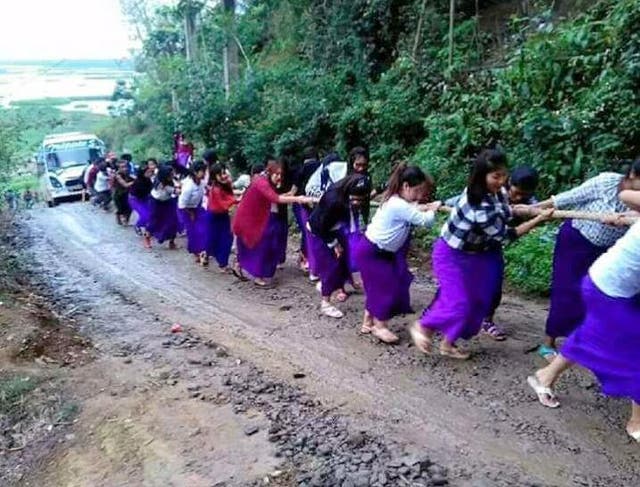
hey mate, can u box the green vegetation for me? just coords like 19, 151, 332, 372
0, 376, 39, 416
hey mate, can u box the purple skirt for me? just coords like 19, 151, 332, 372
307, 231, 350, 297
546, 221, 608, 339
562, 276, 640, 403
340, 227, 363, 274
206, 212, 233, 268
128, 194, 151, 229
147, 198, 179, 244
419, 238, 503, 343
237, 213, 281, 279
292, 204, 308, 256
176, 207, 186, 234
179, 207, 209, 254
354, 236, 413, 321
274, 212, 289, 265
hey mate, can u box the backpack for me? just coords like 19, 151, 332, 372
305, 153, 347, 197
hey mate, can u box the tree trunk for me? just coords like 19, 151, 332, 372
448, 0, 455, 69
223, 0, 239, 100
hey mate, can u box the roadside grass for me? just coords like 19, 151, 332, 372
0, 376, 39, 417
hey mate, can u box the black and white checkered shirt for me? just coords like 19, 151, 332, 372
441, 187, 517, 252
552, 172, 628, 248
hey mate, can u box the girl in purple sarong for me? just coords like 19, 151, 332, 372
231, 160, 315, 288
307, 174, 372, 319
205, 163, 238, 272
527, 189, 640, 442
413, 149, 553, 360
128, 159, 157, 236
145, 164, 179, 250
353, 163, 441, 344
531, 159, 640, 361
178, 161, 209, 266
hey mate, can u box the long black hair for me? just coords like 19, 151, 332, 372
331, 173, 372, 202
155, 164, 174, 188
467, 149, 508, 206
210, 163, 233, 194
189, 160, 207, 181
625, 157, 640, 179
383, 162, 429, 201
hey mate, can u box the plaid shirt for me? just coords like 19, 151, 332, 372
441, 188, 517, 252
552, 172, 628, 248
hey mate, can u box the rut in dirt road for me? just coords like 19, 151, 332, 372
21, 203, 640, 486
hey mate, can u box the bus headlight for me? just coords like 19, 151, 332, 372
49, 176, 64, 191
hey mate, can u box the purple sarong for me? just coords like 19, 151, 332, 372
419, 238, 502, 343
546, 221, 608, 339
147, 198, 179, 244
292, 204, 308, 257
128, 194, 151, 229
274, 215, 289, 265
206, 212, 233, 268
562, 276, 640, 403
307, 231, 350, 296
237, 213, 281, 279
178, 207, 208, 254
354, 236, 413, 321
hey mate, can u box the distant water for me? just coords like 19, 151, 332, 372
0, 59, 134, 115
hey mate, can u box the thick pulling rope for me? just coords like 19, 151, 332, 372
434, 205, 639, 226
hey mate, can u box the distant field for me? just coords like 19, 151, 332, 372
10, 96, 112, 107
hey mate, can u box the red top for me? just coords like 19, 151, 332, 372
208, 185, 237, 214
232, 176, 279, 249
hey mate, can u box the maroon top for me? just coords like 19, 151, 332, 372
232, 176, 279, 248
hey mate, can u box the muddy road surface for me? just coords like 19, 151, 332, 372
8, 202, 640, 486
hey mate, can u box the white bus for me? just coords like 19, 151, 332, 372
37, 132, 106, 206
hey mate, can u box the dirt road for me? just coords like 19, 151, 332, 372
6, 202, 640, 486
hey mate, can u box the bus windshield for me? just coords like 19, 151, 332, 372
45, 140, 104, 170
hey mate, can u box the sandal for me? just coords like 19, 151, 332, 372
439, 345, 471, 360
142, 235, 152, 249
482, 320, 506, 341
321, 302, 343, 319
409, 322, 432, 355
527, 375, 560, 408
231, 266, 248, 282
371, 326, 399, 344
335, 290, 349, 302
254, 279, 275, 289
200, 252, 209, 267
360, 324, 373, 334
626, 428, 640, 443
537, 345, 558, 363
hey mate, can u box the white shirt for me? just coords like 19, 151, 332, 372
365, 195, 435, 252
151, 184, 174, 201
94, 171, 110, 192
178, 177, 206, 209
590, 221, 640, 298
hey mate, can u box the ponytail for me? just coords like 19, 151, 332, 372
383, 162, 428, 201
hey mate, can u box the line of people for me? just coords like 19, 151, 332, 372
92, 145, 640, 441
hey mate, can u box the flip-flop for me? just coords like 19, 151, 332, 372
254, 280, 276, 289
231, 267, 248, 282
371, 327, 399, 344
527, 375, 560, 408
409, 322, 432, 355
360, 324, 373, 334
439, 346, 471, 360
537, 345, 558, 363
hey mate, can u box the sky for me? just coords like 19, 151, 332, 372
0, 0, 169, 61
